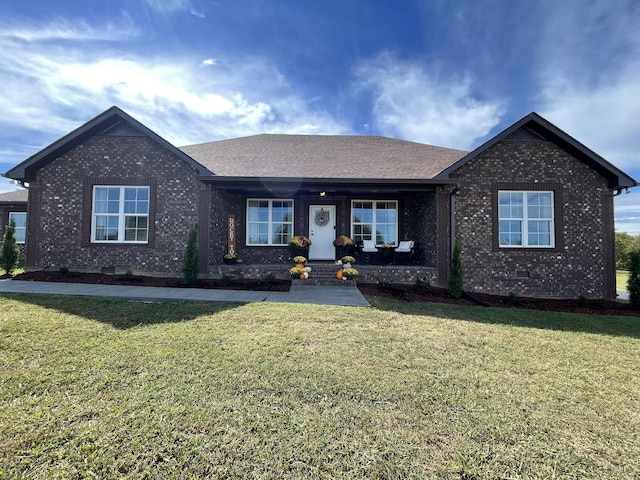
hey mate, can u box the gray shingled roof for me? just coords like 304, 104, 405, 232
0, 189, 28, 203
179, 134, 468, 179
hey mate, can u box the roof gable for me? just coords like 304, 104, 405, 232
436, 112, 637, 189
3, 106, 212, 183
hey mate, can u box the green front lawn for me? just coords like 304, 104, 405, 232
1, 294, 639, 478
618, 270, 630, 291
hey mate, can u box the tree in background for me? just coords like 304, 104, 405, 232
182, 226, 199, 285
615, 231, 640, 270
1, 220, 19, 274
448, 239, 463, 298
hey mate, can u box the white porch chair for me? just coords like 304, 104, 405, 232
361, 240, 378, 264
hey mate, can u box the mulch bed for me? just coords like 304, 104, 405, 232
7, 270, 639, 316
357, 283, 640, 317
11, 270, 291, 292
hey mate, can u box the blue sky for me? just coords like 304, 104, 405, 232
1, 0, 638, 233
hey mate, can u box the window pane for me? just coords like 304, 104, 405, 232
528, 220, 551, 246
499, 220, 522, 246
95, 215, 119, 241
248, 223, 268, 244
527, 192, 551, 205
9, 212, 26, 243
9, 212, 26, 228
376, 225, 396, 245
124, 215, 148, 242
376, 205, 397, 223
498, 192, 523, 219
272, 223, 291, 244
95, 187, 121, 214
124, 188, 150, 214
248, 200, 269, 222
352, 202, 373, 223
271, 201, 292, 222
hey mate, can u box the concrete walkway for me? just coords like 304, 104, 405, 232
617, 289, 629, 301
0, 279, 370, 307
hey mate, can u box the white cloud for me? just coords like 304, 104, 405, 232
615, 193, 640, 235
143, 0, 205, 18
202, 58, 216, 66
353, 52, 504, 149
538, 57, 640, 174
0, 16, 138, 42
534, 1, 640, 175
0, 19, 350, 155
0, 179, 20, 194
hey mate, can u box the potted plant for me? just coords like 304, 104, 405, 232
333, 235, 355, 259
293, 256, 308, 266
223, 253, 237, 265
289, 266, 307, 279
342, 267, 359, 281
288, 235, 312, 258
341, 255, 356, 268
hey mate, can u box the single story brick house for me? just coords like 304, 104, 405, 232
3, 106, 637, 298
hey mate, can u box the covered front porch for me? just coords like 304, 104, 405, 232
205, 176, 455, 289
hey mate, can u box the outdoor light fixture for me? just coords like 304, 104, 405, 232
320, 191, 326, 196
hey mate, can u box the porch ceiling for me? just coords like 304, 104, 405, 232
200, 176, 456, 195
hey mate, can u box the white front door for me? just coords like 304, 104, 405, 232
308, 205, 336, 260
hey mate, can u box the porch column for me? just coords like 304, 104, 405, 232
435, 187, 452, 288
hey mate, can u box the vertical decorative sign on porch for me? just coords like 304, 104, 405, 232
227, 214, 236, 254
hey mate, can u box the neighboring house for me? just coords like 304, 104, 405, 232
3, 106, 637, 299
0, 189, 29, 258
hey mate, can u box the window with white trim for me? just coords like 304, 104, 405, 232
246, 199, 293, 245
92, 186, 149, 243
351, 200, 398, 246
498, 191, 554, 247
8, 212, 26, 244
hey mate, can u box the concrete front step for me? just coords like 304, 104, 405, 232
294, 263, 358, 285
305, 263, 351, 281
292, 279, 357, 287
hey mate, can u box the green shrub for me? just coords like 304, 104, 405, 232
628, 250, 640, 307
59, 266, 69, 275
508, 291, 518, 305
414, 277, 430, 292
261, 273, 276, 285
221, 274, 234, 286
448, 239, 463, 298
182, 227, 199, 285
0, 220, 19, 274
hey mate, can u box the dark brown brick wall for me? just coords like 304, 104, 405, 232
402, 191, 438, 267
28, 135, 205, 275
451, 140, 614, 299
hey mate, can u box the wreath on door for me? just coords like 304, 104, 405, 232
315, 208, 330, 227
